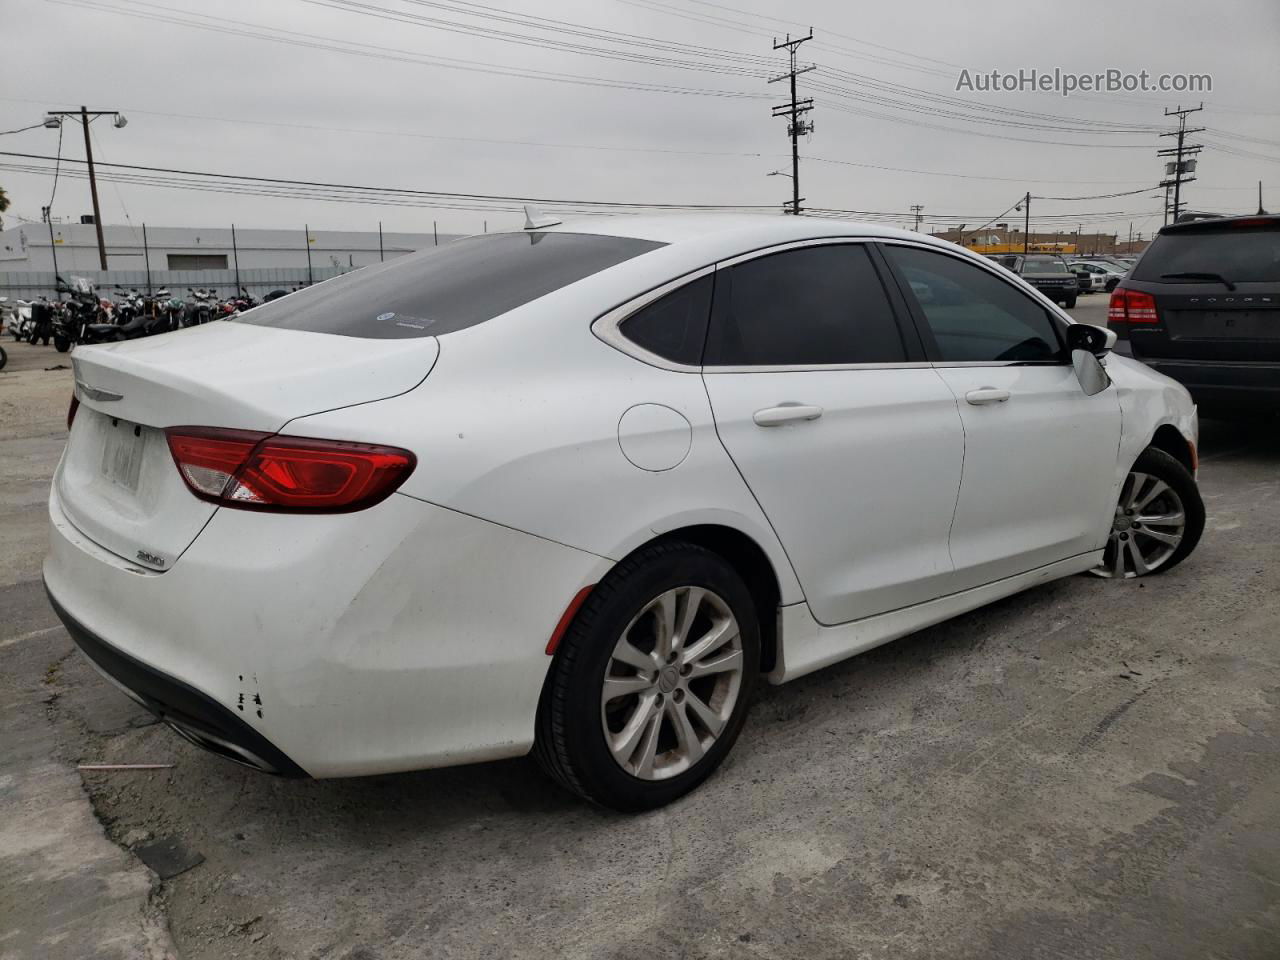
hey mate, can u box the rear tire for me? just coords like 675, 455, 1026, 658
0, 345, 7, 371
1090, 447, 1204, 578
535, 541, 760, 811
54, 336, 71, 353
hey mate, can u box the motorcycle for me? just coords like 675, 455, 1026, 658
54, 276, 116, 350
182, 288, 214, 326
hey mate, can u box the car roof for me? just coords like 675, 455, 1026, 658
1160, 213, 1280, 235
519, 212, 964, 258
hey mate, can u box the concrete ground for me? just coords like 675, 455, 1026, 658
1, 318, 1277, 960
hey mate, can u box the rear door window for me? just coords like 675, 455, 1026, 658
236, 232, 665, 339
703, 244, 908, 366
1133, 226, 1280, 283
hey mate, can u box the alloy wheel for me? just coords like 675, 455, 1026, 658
1091, 470, 1187, 578
600, 585, 744, 781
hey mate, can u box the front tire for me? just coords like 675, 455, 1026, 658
535, 541, 760, 811
1090, 447, 1204, 578
54, 335, 71, 353
1064, 295, 1078, 308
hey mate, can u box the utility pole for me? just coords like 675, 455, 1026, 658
42, 205, 60, 284
304, 224, 313, 286
1018, 192, 1031, 254
910, 204, 924, 232
45, 107, 127, 270
769, 31, 814, 215
1158, 103, 1204, 224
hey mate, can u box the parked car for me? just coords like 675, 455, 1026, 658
984, 252, 1080, 307
1075, 260, 1127, 293
46, 215, 1202, 810
1108, 214, 1280, 414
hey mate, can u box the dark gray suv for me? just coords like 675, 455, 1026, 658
986, 253, 1080, 308
1108, 214, 1280, 413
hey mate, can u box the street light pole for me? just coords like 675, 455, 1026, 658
45, 107, 126, 271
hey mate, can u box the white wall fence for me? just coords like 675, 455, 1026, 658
0, 266, 354, 301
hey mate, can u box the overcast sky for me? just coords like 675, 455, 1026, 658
2, 0, 1277, 241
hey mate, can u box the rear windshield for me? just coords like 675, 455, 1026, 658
235, 231, 665, 339
1021, 256, 1069, 273
1133, 227, 1280, 283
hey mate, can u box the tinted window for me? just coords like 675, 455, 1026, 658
236, 232, 664, 339
704, 245, 906, 366
1021, 256, 1069, 274
1132, 227, 1280, 283
619, 275, 713, 365
885, 246, 1063, 363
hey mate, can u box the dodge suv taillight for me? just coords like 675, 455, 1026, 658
165, 427, 416, 513
1108, 288, 1158, 329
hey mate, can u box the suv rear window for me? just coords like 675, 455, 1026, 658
236, 232, 664, 339
1133, 225, 1280, 283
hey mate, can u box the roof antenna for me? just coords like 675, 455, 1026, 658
523, 205, 562, 230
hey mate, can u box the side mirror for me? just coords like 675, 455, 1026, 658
1066, 324, 1115, 397
1065, 323, 1115, 358
1072, 349, 1111, 397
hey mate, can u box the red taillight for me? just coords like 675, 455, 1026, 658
67, 394, 80, 431
1108, 288, 1158, 326
165, 427, 416, 513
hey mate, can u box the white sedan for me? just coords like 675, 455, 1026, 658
45, 214, 1203, 810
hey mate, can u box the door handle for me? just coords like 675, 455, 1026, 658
753, 403, 824, 426
964, 387, 1011, 406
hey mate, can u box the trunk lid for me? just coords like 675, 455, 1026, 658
58, 322, 438, 571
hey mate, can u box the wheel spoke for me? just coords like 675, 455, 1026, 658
652, 591, 677, 660
602, 674, 653, 703
684, 690, 726, 738
1134, 526, 1181, 546
1120, 473, 1143, 510
633, 707, 663, 778
1137, 510, 1184, 527
668, 699, 704, 766
671, 587, 703, 657
1126, 537, 1149, 575
688, 647, 742, 680
681, 617, 738, 666
612, 638, 655, 673
609, 692, 659, 766
1110, 538, 1125, 578
1133, 478, 1171, 513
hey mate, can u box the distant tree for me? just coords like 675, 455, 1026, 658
0, 185, 9, 230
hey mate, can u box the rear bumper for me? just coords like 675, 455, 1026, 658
1138, 357, 1280, 410
47, 587, 306, 776
44, 486, 610, 778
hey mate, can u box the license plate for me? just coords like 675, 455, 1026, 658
101, 420, 146, 492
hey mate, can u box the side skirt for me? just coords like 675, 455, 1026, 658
769, 552, 1100, 684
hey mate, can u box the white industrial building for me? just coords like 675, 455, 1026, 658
0, 222, 458, 273
0, 221, 464, 299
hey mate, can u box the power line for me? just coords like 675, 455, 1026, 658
0, 150, 780, 212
